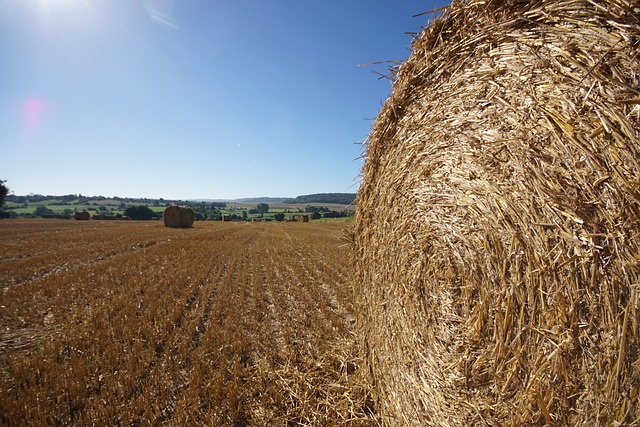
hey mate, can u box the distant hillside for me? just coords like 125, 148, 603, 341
5, 194, 189, 205
283, 193, 356, 205
233, 197, 290, 203
4, 193, 357, 206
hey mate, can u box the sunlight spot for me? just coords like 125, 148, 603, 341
38, 0, 90, 10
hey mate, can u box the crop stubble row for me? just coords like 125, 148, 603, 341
0, 220, 374, 425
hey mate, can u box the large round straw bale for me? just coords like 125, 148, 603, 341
163, 205, 194, 228
354, 1, 639, 425
74, 211, 90, 221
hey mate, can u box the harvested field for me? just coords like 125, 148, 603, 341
0, 219, 374, 426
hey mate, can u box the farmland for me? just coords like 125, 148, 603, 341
0, 220, 374, 425
2, 194, 356, 222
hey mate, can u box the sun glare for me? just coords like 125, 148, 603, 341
39, 0, 76, 6
38, 0, 91, 13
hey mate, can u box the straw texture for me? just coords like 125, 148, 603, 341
163, 205, 194, 228
354, 1, 640, 425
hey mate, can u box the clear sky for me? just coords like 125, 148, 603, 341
1, 0, 447, 200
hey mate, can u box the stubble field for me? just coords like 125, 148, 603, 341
0, 219, 375, 426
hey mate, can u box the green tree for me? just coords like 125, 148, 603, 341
310, 211, 322, 220
274, 212, 285, 221
256, 203, 269, 214
123, 205, 157, 220
34, 205, 54, 216
0, 180, 8, 208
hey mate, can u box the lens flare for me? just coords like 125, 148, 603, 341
142, 0, 178, 29
21, 97, 47, 137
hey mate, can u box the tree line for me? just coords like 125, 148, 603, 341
0, 183, 354, 221
282, 193, 356, 205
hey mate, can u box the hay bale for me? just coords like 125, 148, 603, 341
163, 205, 194, 228
299, 214, 309, 222
74, 211, 90, 221
354, 1, 640, 425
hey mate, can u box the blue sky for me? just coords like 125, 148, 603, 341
1, 0, 447, 199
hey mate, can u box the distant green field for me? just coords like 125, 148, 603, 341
3, 199, 354, 222
4, 200, 161, 216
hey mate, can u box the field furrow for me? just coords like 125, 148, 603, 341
0, 220, 376, 426
258, 256, 289, 366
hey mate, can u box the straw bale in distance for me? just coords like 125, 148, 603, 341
74, 211, 90, 221
354, 1, 640, 425
163, 205, 194, 228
